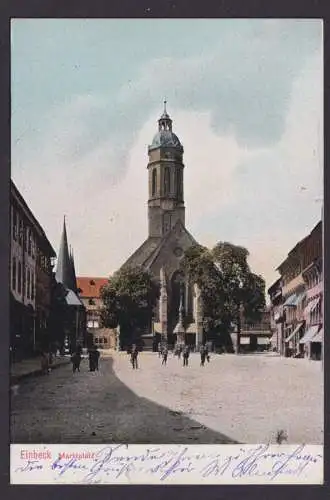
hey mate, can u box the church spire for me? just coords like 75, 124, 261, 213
158, 100, 172, 132
70, 247, 78, 293
55, 216, 73, 289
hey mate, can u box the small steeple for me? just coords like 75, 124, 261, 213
70, 248, 78, 293
55, 216, 72, 288
158, 99, 172, 132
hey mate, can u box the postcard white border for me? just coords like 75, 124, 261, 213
10, 443, 323, 485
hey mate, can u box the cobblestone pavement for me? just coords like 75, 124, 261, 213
112, 351, 323, 444
10, 355, 236, 444
11, 352, 323, 444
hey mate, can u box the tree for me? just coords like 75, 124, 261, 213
100, 266, 160, 350
180, 242, 266, 353
180, 244, 225, 336
212, 242, 266, 353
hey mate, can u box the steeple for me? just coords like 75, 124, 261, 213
55, 216, 74, 289
158, 99, 172, 131
147, 104, 185, 238
69, 247, 78, 293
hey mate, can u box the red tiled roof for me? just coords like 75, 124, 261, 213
76, 277, 109, 298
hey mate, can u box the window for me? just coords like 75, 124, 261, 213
27, 228, 32, 255
90, 279, 95, 286
152, 169, 157, 196
164, 167, 170, 195
176, 169, 182, 198
31, 272, 34, 300
12, 209, 18, 241
19, 219, 23, 246
27, 269, 30, 299
18, 261, 22, 294
12, 257, 16, 291
104, 338, 108, 344
89, 298, 96, 306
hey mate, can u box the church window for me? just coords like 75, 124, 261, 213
177, 169, 183, 198
164, 167, 171, 195
152, 169, 157, 196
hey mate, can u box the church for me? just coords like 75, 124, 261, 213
121, 103, 204, 348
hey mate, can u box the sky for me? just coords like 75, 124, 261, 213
11, 19, 323, 291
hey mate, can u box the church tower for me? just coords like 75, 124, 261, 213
147, 102, 185, 238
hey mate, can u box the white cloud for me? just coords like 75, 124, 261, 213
12, 41, 322, 292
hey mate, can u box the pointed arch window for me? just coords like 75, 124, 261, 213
176, 169, 183, 199
152, 169, 157, 196
164, 167, 171, 195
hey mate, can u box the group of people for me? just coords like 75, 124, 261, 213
157, 343, 210, 367
71, 345, 100, 373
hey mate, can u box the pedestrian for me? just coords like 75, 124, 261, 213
95, 348, 100, 371
200, 345, 206, 367
71, 351, 82, 373
131, 344, 139, 369
183, 345, 189, 367
162, 346, 168, 366
88, 347, 96, 372
205, 345, 210, 363
40, 350, 49, 375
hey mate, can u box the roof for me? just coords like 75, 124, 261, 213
65, 289, 84, 307
11, 180, 56, 257
55, 218, 73, 289
120, 220, 198, 272
76, 277, 109, 298
276, 220, 322, 271
149, 130, 183, 152
120, 237, 162, 270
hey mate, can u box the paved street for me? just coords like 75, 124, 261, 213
11, 352, 323, 444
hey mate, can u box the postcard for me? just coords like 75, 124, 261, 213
10, 18, 323, 485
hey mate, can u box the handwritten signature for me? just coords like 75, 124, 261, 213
13, 444, 322, 483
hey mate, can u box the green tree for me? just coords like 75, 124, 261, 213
100, 266, 160, 350
181, 242, 266, 353
212, 242, 266, 353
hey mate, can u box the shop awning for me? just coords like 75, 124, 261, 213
311, 327, 323, 343
285, 321, 305, 343
283, 294, 297, 307
304, 297, 320, 316
299, 325, 320, 344
292, 292, 306, 306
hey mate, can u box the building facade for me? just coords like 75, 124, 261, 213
76, 277, 116, 349
268, 221, 323, 360
267, 278, 284, 353
121, 104, 203, 349
10, 181, 56, 357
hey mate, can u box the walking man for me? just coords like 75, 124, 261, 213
200, 344, 206, 367
162, 346, 168, 366
183, 345, 189, 367
71, 351, 82, 373
131, 344, 139, 369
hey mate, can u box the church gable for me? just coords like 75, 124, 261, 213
145, 220, 199, 277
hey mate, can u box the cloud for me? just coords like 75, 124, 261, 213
11, 21, 322, 291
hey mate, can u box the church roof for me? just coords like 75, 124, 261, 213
120, 237, 162, 270
149, 130, 183, 151
120, 220, 198, 272
55, 217, 73, 289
